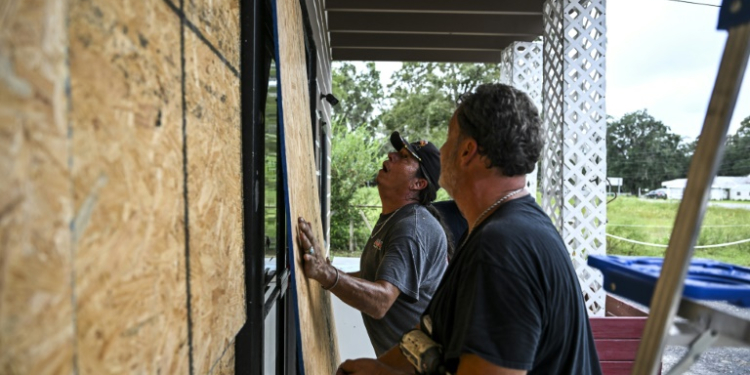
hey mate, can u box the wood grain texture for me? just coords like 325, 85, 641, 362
605, 294, 648, 317
275, 0, 341, 372
69, 0, 189, 373
211, 342, 236, 375
594, 339, 641, 361
590, 317, 647, 339
185, 28, 244, 375
0, 0, 74, 374
184, 0, 240, 68
599, 361, 634, 375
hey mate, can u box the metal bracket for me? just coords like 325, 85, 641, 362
666, 329, 719, 375
719, 0, 750, 30
663, 298, 750, 374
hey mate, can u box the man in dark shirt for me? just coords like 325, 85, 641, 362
432, 200, 467, 250
298, 132, 449, 356
336, 84, 602, 375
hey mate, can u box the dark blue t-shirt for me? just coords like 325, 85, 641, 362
433, 200, 468, 250
424, 195, 602, 374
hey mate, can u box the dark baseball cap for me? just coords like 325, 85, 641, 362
389, 131, 441, 192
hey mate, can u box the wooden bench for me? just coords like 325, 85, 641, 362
590, 294, 661, 375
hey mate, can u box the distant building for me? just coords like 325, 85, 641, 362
731, 184, 750, 201
661, 175, 750, 201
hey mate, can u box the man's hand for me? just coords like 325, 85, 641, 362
298, 218, 400, 318
336, 358, 406, 375
297, 217, 335, 286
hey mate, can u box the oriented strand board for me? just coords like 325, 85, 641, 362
69, 0, 189, 374
211, 342, 236, 375
184, 0, 240, 68
0, 1, 74, 374
185, 28, 244, 375
274, 0, 341, 373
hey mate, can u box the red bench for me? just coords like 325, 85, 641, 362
590, 294, 661, 375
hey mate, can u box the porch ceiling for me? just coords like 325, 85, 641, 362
325, 0, 546, 63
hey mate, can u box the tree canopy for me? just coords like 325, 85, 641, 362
326, 61, 750, 249
331, 62, 383, 137
606, 110, 691, 193
381, 62, 502, 144
718, 115, 750, 176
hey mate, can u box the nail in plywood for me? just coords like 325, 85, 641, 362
275, 0, 341, 373
0, 0, 74, 374
184, 0, 240, 68
185, 28, 245, 375
69, 0, 189, 373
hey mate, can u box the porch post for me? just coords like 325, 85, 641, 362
542, 0, 607, 316
500, 41, 543, 197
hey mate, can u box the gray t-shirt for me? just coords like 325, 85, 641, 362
359, 203, 448, 355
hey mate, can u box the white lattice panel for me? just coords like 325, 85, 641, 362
542, 0, 607, 316
500, 42, 543, 196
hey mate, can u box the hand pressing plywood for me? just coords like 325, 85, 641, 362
273, 0, 340, 373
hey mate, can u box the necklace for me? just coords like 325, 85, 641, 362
471, 188, 524, 230
370, 205, 406, 239
458, 188, 524, 250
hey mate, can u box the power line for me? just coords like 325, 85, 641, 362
666, 0, 721, 7
606, 233, 750, 248
608, 223, 750, 228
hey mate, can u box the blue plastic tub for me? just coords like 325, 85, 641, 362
588, 255, 750, 307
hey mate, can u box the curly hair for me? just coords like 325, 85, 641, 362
455, 83, 544, 176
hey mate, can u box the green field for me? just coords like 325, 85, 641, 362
334, 191, 750, 267
607, 197, 750, 266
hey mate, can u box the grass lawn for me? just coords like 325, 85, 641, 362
607, 196, 750, 266
333, 192, 750, 267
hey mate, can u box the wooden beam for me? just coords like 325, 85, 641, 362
332, 48, 505, 63
325, 0, 545, 15
327, 12, 543, 36
331, 32, 536, 51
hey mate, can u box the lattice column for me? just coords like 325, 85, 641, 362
542, 0, 607, 316
500, 42, 543, 196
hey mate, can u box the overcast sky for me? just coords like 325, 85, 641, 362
362, 0, 749, 141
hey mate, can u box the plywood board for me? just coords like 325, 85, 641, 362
185, 28, 245, 375
211, 342, 236, 375
184, 0, 240, 68
274, 0, 341, 372
69, 0, 189, 373
0, 1, 74, 374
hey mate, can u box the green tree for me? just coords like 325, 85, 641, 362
718, 115, 750, 176
381, 62, 503, 144
607, 110, 690, 193
331, 62, 383, 136
329, 119, 383, 251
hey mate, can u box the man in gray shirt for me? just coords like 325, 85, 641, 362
298, 131, 449, 355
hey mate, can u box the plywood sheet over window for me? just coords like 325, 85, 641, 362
69, 0, 189, 373
0, 1, 74, 374
185, 27, 244, 375
274, 0, 341, 372
184, 0, 240, 68
212, 342, 236, 375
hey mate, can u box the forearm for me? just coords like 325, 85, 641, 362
318, 266, 396, 319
